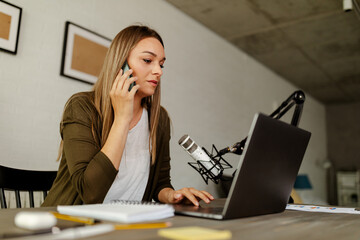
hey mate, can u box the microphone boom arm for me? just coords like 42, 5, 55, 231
182, 90, 306, 184
269, 90, 305, 127
219, 90, 306, 156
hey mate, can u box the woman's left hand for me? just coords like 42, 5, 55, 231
159, 187, 214, 207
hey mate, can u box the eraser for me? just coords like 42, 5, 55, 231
14, 211, 57, 230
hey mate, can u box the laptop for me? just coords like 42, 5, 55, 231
174, 113, 311, 220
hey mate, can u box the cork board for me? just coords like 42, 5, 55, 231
60, 21, 111, 84
0, 11, 11, 40
71, 34, 108, 77
0, 1, 22, 54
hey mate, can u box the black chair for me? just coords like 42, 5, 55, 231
0, 165, 57, 208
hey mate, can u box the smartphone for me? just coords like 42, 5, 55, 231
122, 61, 136, 91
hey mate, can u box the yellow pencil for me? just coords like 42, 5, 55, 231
51, 212, 170, 230
114, 222, 171, 230
50, 211, 96, 225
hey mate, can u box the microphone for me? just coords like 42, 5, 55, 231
178, 135, 232, 184
178, 135, 221, 178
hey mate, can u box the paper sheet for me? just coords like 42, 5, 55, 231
286, 204, 360, 214
158, 226, 231, 240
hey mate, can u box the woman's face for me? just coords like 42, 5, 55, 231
127, 37, 166, 98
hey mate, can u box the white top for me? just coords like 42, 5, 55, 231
103, 108, 150, 203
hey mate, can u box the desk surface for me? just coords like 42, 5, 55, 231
1, 206, 360, 240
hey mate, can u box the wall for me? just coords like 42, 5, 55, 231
0, 0, 327, 207
326, 102, 360, 204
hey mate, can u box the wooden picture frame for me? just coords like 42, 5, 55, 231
0, 0, 22, 54
60, 21, 111, 84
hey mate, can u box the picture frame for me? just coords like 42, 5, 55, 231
60, 21, 111, 84
0, 0, 22, 54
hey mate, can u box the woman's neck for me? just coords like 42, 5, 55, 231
130, 95, 143, 130
133, 94, 143, 114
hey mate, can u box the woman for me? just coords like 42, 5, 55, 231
42, 25, 213, 207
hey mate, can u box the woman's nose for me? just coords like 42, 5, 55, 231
152, 64, 163, 76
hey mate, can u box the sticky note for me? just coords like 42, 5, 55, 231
158, 226, 232, 240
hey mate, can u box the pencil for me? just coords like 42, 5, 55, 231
50, 211, 96, 225
114, 222, 171, 230
51, 212, 170, 229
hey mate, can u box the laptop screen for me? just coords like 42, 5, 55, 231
223, 113, 311, 219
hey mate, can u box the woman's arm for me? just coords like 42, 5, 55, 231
153, 108, 214, 206
62, 96, 118, 204
101, 69, 140, 170
63, 68, 139, 204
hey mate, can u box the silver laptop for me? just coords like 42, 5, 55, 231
174, 113, 311, 220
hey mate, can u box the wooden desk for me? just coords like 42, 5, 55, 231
1, 206, 360, 240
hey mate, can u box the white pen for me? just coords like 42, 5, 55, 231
52, 224, 114, 239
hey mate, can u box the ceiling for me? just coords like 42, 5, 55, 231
165, 0, 360, 105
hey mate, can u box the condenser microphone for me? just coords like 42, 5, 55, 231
178, 135, 222, 178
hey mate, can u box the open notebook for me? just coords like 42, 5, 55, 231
57, 200, 174, 223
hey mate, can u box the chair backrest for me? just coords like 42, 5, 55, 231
0, 165, 57, 208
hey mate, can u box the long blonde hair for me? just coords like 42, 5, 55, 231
59, 25, 164, 164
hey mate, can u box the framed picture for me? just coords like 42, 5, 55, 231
60, 21, 111, 84
0, 0, 22, 54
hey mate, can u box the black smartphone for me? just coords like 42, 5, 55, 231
122, 61, 136, 91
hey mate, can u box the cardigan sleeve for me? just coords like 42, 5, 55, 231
61, 95, 118, 204
152, 107, 174, 201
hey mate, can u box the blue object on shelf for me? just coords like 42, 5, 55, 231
294, 174, 312, 189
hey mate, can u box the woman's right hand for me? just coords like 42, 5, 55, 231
109, 68, 139, 123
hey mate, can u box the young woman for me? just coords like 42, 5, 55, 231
42, 25, 214, 207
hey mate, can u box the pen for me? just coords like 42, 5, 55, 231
0, 224, 114, 239
53, 224, 114, 239
114, 222, 171, 230
0, 228, 54, 239
51, 211, 96, 225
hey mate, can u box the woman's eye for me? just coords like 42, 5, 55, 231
143, 58, 164, 68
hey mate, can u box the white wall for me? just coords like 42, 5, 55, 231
0, 0, 327, 205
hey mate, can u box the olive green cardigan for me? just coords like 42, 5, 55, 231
42, 92, 173, 206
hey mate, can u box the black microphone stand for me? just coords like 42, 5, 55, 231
187, 90, 306, 185
269, 90, 305, 127
218, 90, 306, 157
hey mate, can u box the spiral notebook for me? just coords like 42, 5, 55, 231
57, 200, 174, 223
